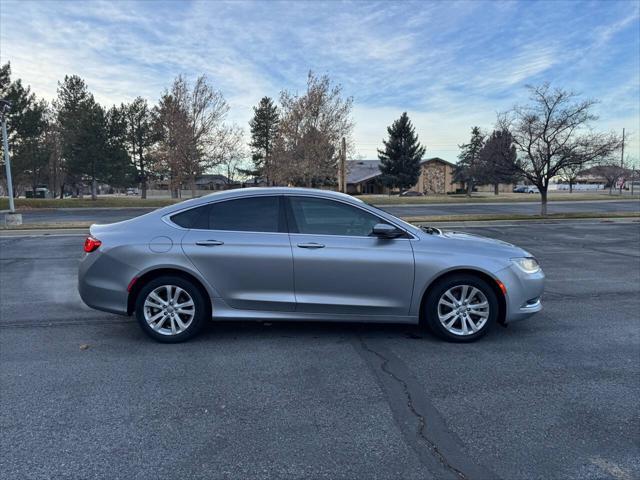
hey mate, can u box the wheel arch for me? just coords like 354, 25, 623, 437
418, 268, 507, 326
127, 267, 212, 315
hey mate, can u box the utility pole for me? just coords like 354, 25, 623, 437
619, 128, 625, 195
337, 137, 346, 193
1, 99, 21, 225
340, 137, 347, 193
337, 144, 343, 193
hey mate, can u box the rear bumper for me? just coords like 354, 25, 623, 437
495, 264, 545, 323
78, 278, 129, 315
78, 250, 134, 316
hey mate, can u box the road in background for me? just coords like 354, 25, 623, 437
1, 222, 639, 479
382, 199, 640, 217
2, 199, 638, 225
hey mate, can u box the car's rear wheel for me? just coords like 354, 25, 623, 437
424, 274, 498, 342
135, 275, 208, 342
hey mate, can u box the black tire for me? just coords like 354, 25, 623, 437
135, 275, 209, 343
423, 274, 499, 342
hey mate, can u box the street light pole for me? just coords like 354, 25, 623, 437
1, 99, 21, 225
1, 108, 16, 213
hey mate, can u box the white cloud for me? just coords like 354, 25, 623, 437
1, 0, 638, 164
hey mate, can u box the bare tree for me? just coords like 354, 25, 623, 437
153, 75, 229, 197
211, 124, 247, 185
499, 84, 621, 215
590, 158, 628, 195
272, 72, 353, 187
559, 160, 589, 193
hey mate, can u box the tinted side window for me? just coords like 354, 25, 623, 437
288, 197, 383, 237
208, 196, 280, 232
170, 205, 209, 229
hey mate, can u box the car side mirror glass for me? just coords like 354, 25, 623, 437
372, 223, 403, 239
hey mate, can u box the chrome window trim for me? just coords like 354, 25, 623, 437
162, 194, 285, 235
162, 192, 417, 239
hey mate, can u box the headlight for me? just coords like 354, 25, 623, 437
511, 257, 540, 274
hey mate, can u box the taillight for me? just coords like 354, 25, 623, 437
84, 236, 102, 253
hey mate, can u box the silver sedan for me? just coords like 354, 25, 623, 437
78, 188, 544, 342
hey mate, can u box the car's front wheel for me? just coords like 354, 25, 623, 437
424, 274, 499, 342
135, 275, 208, 342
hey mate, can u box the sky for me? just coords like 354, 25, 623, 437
1, 0, 639, 164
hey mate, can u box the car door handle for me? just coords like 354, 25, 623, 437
195, 240, 224, 246
297, 242, 325, 249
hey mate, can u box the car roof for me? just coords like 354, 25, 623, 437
157, 187, 365, 215
205, 187, 361, 201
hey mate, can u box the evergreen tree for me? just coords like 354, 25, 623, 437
378, 112, 425, 191
105, 105, 137, 188
124, 97, 155, 198
56, 76, 128, 198
0, 63, 49, 195
454, 126, 485, 196
55, 75, 95, 197
248, 96, 279, 183
476, 129, 518, 195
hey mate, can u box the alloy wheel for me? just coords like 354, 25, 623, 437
437, 284, 490, 336
143, 285, 196, 336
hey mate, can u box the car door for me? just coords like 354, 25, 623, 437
285, 195, 415, 316
179, 195, 295, 312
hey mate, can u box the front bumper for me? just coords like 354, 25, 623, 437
495, 264, 545, 323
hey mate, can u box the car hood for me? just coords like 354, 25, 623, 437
424, 229, 532, 258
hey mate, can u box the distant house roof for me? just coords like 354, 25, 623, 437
195, 174, 230, 185
347, 157, 455, 184
347, 160, 382, 184
425, 157, 456, 168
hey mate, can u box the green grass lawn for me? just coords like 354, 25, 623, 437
0, 197, 179, 210
1, 191, 638, 210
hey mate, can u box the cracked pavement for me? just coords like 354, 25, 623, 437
1, 221, 639, 479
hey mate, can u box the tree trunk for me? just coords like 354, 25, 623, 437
466, 180, 473, 197
59, 183, 65, 199
494, 183, 499, 195
139, 155, 147, 199
141, 177, 147, 199
569, 181, 573, 193
191, 174, 196, 198
540, 188, 548, 216
91, 177, 97, 200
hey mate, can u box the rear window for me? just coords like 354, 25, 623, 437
208, 196, 280, 232
169, 196, 281, 232
170, 205, 209, 228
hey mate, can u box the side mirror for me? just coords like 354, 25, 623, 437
372, 223, 403, 239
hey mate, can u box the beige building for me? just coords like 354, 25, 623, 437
410, 157, 463, 194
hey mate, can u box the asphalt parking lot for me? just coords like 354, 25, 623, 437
1, 221, 639, 479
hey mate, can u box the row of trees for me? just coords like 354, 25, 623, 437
1, 65, 354, 198
371, 84, 623, 215
1, 63, 243, 199
1, 63, 626, 215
